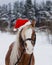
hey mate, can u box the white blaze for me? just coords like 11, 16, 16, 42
25, 28, 34, 54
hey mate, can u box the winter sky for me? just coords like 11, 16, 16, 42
0, 0, 52, 5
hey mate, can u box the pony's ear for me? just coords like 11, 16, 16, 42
31, 19, 36, 27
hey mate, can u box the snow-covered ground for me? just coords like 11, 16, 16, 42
34, 32, 52, 65
0, 31, 52, 65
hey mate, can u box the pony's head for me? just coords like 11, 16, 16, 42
19, 20, 36, 55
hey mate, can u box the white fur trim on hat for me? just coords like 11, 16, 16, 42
19, 21, 31, 31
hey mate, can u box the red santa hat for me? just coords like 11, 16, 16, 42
14, 18, 31, 31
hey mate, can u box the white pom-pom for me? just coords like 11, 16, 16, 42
13, 28, 17, 31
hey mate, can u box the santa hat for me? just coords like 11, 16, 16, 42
13, 18, 31, 31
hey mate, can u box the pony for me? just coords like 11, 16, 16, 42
5, 19, 36, 65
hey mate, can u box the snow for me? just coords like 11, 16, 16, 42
0, 18, 8, 21
34, 32, 52, 65
0, 31, 52, 65
39, 11, 50, 17
0, 32, 16, 65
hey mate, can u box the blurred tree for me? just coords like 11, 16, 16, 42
2, 4, 8, 14
0, 6, 2, 19
13, 1, 20, 19
24, 0, 35, 19
46, 0, 52, 11
19, 1, 25, 18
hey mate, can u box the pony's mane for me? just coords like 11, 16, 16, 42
10, 31, 20, 65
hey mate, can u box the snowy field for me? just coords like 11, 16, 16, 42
0, 31, 52, 65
